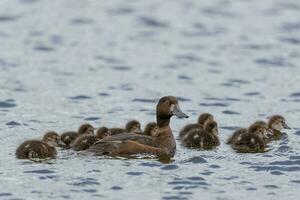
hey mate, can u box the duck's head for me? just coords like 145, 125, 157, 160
144, 122, 158, 136
78, 123, 95, 135
268, 115, 290, 131
204, 121, 218, 136
96, 127, 110, 139
43, 131, 61, 147
125, 120, 141, 133
248, 123, 268, 139
198, 113, 214, 125
156, 96, 189, 119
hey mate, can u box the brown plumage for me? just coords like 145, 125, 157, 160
179, 113, 214, 139
181, 121, 220, 149
267, 115, 290, 141
226, 128, 247, 144
16, 131, 60, 160
87, 96, 188, 157
143, 122, 158, 136
72, 127, 110, 151
61, 123, 94, 148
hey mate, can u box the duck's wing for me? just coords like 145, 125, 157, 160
94, 133, 157, 147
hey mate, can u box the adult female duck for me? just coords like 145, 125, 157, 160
87, 96, 188, 157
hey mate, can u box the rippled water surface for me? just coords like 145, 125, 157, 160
1, 0, 300, 199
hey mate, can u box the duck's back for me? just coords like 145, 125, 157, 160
87, 133, 157, 155
16, 140, 56, 159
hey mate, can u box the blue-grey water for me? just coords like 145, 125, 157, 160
1, 0, 300, 199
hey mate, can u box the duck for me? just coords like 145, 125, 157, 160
60, 123, 94, 148
179, 113, 214, 139
231, 128, 267, 153
109, 120, 142, 135
267, 115, 290, 141
143, 122, 158, 136
125, 120, 142, 134
181, 120, 220, 149
16, 131, 61, 160
230, 123, 269, 152
87, 96, 188, 157
226, 120, 268, 144
72, 127, 111, 151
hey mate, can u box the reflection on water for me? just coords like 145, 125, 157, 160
0, 0, 300, 199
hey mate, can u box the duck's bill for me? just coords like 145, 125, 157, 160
173, 105, 189, 118
283, 123, 291, 129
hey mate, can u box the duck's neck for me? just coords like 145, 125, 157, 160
156, 115, 171, 128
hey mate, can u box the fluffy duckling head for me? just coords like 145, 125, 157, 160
96, 127, 110, 139
204, 120, 218, 135
78, 123, 94, 135
248, 123, 268, 139
125, 120, 141, 133
144, 122, 158, 136
198, 113, 214, 125
268, 115, 290, 131
43, 131, 61, 147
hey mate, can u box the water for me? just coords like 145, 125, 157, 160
0, 0, 300, 199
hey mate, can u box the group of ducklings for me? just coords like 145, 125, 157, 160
16, 112, 290, 160
16, 120, 158, 160
180, 113, 290, 152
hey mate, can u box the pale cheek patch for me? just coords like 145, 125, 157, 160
193, 135, 199, 139
251, 138, 255, 144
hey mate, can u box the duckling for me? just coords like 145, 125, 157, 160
181, 120, 220, 149
226, 121, 268, 144
179, 113, 214, 139
16, 131, 61, 160
96, 127, 111, 140
143, 122, 158, 136
110, 120, 142, 135
87, 96, 188, 157
226, 128, 247, 144
232, 126, 267, 152
267, 115, 290, 140
72, 127, 111, 151
60, 123, 94, 148
125, 120, 142, 134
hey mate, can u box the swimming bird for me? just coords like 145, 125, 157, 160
143, 122, 158, 136
60, 123, 94, 148
72, 127, 111, 151
267, 115, 290, 141
109, 120, 142, 135
179, 113, 214, 139
181, 120, 220, 149
16, 131, 61, 160
87, 96, 188, 157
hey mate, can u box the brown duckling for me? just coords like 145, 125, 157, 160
179, 113, 214, 139
181, 121, 220, 149
87, 96, 189, 157
96, 127, 111, 139
60, 123, 94, 148
125, 120, 142, 134
232, 125, 267, 152
267, 115, 290, 140
226, 128, 247, 144
72, 127, 111, 151
227, 121, 268, 145
110, 120, 142, 135
16, 131, 61, 160
143, 122, 158, 136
